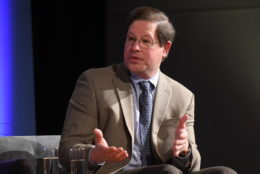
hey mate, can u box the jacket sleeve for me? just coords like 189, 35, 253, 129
59, 70, 100, 170
170, 94, 201, 173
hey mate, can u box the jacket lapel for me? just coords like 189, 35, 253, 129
151, 73, 172, 153
112, 63, 135, 142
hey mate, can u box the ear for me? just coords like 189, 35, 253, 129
162, 41, 172, 58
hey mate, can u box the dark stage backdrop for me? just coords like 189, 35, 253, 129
32, 0, 260, 173
31, 1, 106, 135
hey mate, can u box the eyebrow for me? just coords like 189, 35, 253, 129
127, 32, 153, 38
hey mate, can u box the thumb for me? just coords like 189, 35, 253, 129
177, 114, 189, 129
93, 128, 104, 144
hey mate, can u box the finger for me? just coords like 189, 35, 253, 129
117, 150, 129, 161
178, 129, 188, 139
177, 114, 189, 129
173, 143, 188, 157
112, 150, 129, 162
117, 147, 124, 151
93, 128, 104, 145
107, 147, 125, 156
114, 147, 124, 153
173, 142, 185, 150
104, 149, 124, 162
174, 139, 187, 146
173, 145, 181, 157
106, 146, 117, 153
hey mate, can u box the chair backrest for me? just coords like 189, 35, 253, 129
0, 135, 61, 173
0, 135, 60, 160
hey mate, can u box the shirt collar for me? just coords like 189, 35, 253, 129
130, 71, 160, 89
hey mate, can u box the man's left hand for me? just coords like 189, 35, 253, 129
172, 114, 189, 157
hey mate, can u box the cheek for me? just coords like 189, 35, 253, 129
146, 52, 163, 64
123, 46, 129, 57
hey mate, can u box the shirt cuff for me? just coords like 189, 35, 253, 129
176, 148, 192, 167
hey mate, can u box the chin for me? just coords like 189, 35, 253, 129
126, 63, 141, 72
129, 68, 148, 78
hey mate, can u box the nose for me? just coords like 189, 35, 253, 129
130, 40, 141, 50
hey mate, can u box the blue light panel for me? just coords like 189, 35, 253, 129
0, 0, 13, 135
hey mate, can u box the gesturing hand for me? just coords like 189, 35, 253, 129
90, 128, 129, 163
172, 115, 189, 157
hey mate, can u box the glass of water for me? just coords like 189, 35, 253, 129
70, 147, 87, 174
42, 147, 59, 174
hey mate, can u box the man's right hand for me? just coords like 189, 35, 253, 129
90, 128, 129, 163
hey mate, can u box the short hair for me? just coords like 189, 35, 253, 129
124, 6, 176, 46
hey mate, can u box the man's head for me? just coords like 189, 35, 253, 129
124, 6, 175, 79
124, 6, 175, 47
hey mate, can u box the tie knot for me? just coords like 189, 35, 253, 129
138, 81, 152, 93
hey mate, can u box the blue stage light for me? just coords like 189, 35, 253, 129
0, 0, 13, 136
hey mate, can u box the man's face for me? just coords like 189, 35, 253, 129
124, 20, 171, 79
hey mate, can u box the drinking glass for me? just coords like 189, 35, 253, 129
70, 147, 87, 174
42, 147, 59, 174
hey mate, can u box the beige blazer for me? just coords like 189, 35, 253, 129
59, 63, 201, 174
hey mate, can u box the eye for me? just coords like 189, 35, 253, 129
141, 38, 152, 44
127, 36, 136, 42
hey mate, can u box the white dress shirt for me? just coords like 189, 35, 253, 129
123, 71, 160, 170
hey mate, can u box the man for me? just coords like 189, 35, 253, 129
59, 6, 237, 174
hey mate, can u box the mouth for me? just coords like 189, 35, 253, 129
127, 56, 142, 63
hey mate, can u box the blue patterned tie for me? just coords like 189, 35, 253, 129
138, 81, 153, 166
